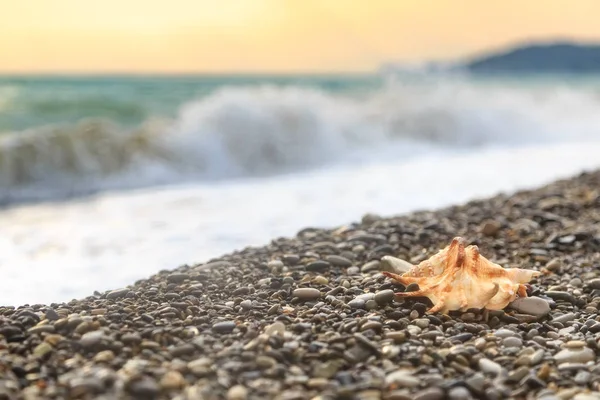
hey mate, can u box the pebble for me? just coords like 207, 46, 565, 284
545, 258, 562, 272
502, 337, 523, 348
306, 260, 330, 272
45, 309, 59, 321
380, 256, 413, 274
385, 370, 420, 388
494, 328, 517, 338
106, 288, 129, 299
227, 385, 249, 400
93, 350, 115, 363
509, 296, 551, 317
465, 372, 485, 395
313, 275, 329, 285
28, 325, 55, 335
414, 387, 445, 400
448, 386, 473, 400
553, 347, 595, 364
374, 289, 395, 305
33, 342, 53, 357
479, 358, 503, 376
325, 255, 353, 267
167, 273, 189, 283
212, 321, 236, 333
160, 371, 186, 390
545, 291, 576, 303
348, 299, 366, 309
79, 331, 104, 350
588, 279, 600, 290
361, 321, 382, 332
361, 260, 381, 273
553, 312, 576, 324
292, 288, 321, 300
481, 220, 501, 236
128, 377, 159, 398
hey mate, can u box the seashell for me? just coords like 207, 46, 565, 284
382, 237, 541, 314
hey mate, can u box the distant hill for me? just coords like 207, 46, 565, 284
464, 42, 600, 73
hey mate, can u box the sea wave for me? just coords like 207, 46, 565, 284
2, 80, 600, 203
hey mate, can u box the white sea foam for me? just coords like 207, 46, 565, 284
2, 78, 600, 203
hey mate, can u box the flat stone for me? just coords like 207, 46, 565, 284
227, 385, 248, 400
325, 255, 352, 267
293, 288, 321, 300
385, 370, 420, 388
374, 289, 395, 305
553, 347, 595, 364
545, 291, 576, 303
106, 288, 129, 299
502, 337, 523, 348
80, 331, 104, 350
478, 358, 503, 376
348, 299, 366, 309
212, 321, 236, 334
553, 312, 576, 324
509, 297, 551, 317
380, 256, 413, 274
493, 328, 517, 338
361, 260, 381, 273
414, 387, 445, 400
167, 273, 189, 283
28, 325, 55, 335
306, 260, 330, 272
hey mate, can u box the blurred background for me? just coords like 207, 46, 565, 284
2, 0, 600, 305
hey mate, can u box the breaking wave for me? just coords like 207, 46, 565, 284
2, 79, 600, 203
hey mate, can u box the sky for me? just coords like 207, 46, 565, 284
2, 0, 600, 74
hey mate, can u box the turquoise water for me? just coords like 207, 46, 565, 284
0, 74, 380, 132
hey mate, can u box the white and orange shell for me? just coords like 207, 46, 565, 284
382, 237, 540, 314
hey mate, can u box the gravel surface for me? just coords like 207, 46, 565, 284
2, 170, 600, 399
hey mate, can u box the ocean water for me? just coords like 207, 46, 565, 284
1, 72, 600, 306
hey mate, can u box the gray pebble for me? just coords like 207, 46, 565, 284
479, 358, 503, 376
80, 331, 104, 350
347, 266, 360, 275
385, 370, 420, 388
493, 328, 517, 338
448, 386, 473, 400
380, 256, 413, 274
553, 312, 576, 324
365, 299, 379, 310
361, 260, 380, 273
348, 299, 365, 309
553, 347, 595, 364
293, 288, 321, 300
325, 255, 352, 267
374, 289, 395, 305
128, 377, 159, 398
239, 300, 252, 310
502, 337, 523, 348
509, 296, 551, 317
106, 288, 129, 299
167, 273, 189, 283
212, 321, 236, 333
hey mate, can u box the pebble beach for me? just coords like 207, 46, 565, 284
2, 169, 600, 400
